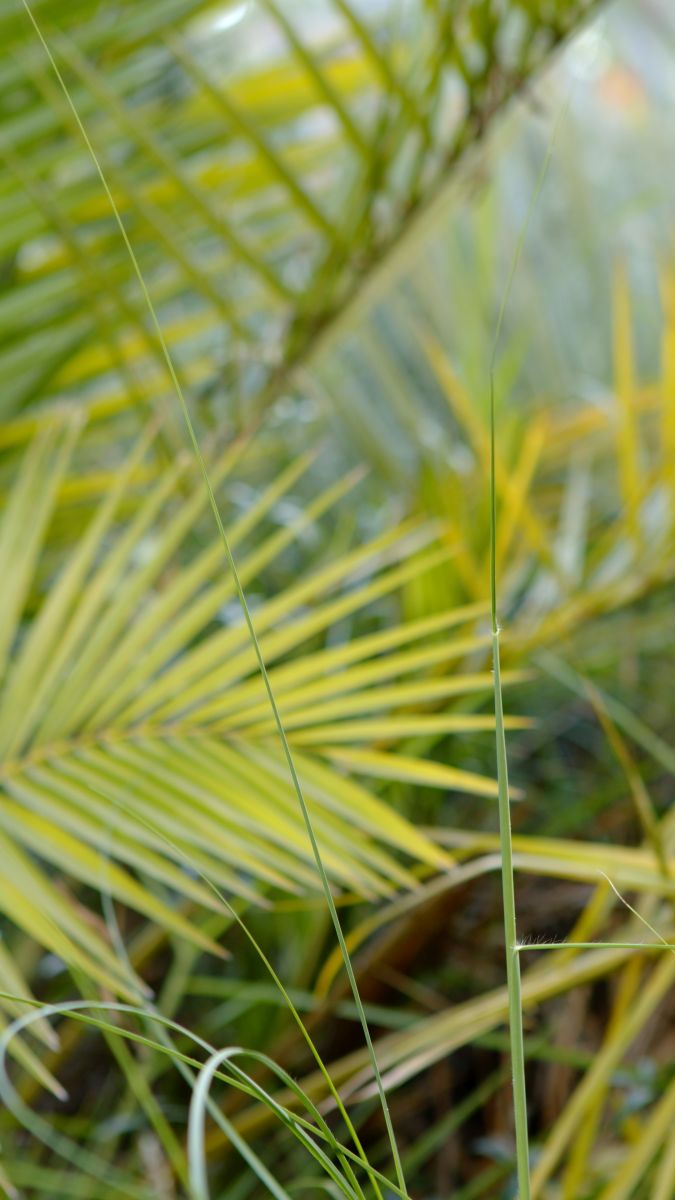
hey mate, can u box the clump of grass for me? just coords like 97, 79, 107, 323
0, 994, 390, 1200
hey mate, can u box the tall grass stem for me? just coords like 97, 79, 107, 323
19, 3, 406, 1192
487, 107, 564, 1197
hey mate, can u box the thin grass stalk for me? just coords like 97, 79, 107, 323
487, 110, 563, 1199
100, 812, 376, 1200
19, 4, 406, 1192
489, 529, 530, 1199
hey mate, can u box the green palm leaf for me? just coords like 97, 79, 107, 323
0, 417, 516, 1019
0, 0, 597, 441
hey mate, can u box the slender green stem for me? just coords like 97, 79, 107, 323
491, 619, 531, 1199
488, 265, 530, 1200
20, 3, 405, 1193
487, 105, 564, 1200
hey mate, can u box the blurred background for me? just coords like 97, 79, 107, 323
0, 0, 673, 1197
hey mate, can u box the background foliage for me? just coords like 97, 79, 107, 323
0, 0, 673, 1197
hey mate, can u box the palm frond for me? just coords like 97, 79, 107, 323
0, 418, 516, 1024
319, 272, 675, 639
0, 0, 597, 442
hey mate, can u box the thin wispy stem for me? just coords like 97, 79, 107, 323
19, 2, 406, 1193
488, 108, 565, 1199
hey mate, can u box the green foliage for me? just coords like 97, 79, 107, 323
0, 1, 673, 1199
0, 0, 596, 441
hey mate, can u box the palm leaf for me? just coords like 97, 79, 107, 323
330, 287, 675, 640
0, 417, 518, 1016
0, 0, 597, 441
